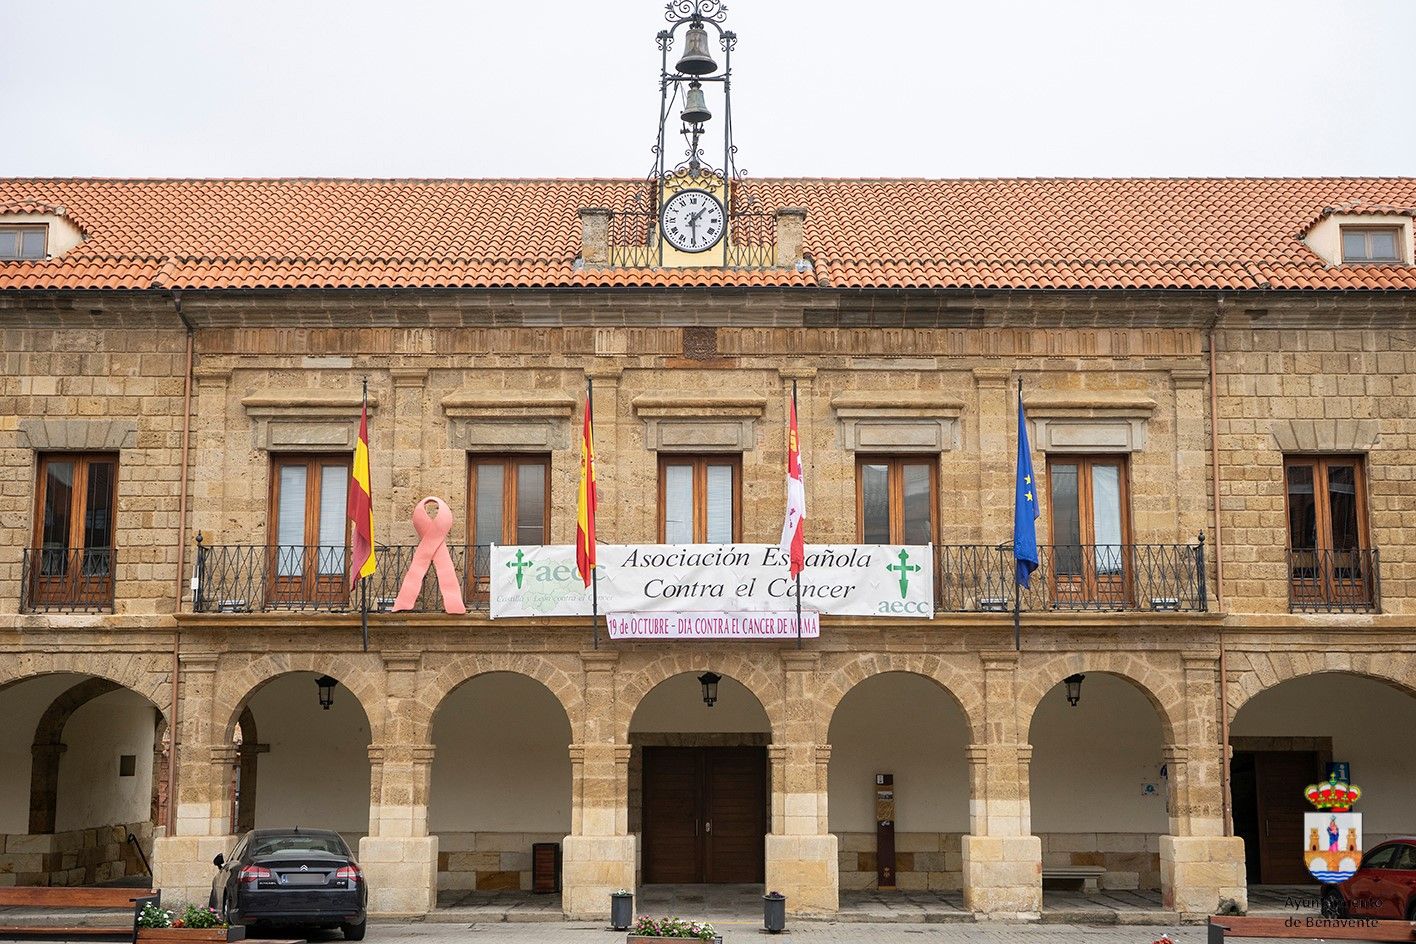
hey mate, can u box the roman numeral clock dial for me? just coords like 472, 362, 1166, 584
660, 189, 726, 253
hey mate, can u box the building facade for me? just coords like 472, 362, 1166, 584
1, 177, 1414, 921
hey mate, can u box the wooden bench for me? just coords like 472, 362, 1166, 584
0, 887, 158, 942
1209, 915, 1416, 944
1042, 865, 1106, 893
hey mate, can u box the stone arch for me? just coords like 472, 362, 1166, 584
615, 653, 786, 743
818, 654, 984, 745
416, 653, 584, 742
0, 656, 170, 719
1018, 652, 1182, 746
213, 653, 386, 744
1226, 651, 1416, 723
28, 678, 122, 833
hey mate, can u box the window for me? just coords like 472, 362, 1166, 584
659, 455, 740, 543
268, 454, 350, 604
468, 455, 549, 598
28, 453, 118, 607
1046, 455, 1130, 603
855, 456, 937, 545
1285, 456, 1372, 609
0, 225, 47, 261
1359, 845, 1397, 871
1340, 226, 1402, 263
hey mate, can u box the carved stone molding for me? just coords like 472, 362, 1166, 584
242, 391, 380, 452
1026, 390, 1156, 453
830, 391, 963, 452
18, 418, 137, 451
1270, 419, 1380, 454
632, 394, 766, 452
441, 389, 576, 451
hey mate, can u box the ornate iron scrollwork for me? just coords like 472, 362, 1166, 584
664, 0, 728, 25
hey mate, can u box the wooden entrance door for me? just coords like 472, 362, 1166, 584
1232, 749, 1324, 884
642, 747, 766, 884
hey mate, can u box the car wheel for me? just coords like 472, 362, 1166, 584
1320, 888, 1348, 918
341, 921, 367, 941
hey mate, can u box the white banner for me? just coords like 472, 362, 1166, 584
491, 544, 933, 619
607, 611, 820, 639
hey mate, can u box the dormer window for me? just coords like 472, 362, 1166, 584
0, 224, 47, 260
1340, 225, 1402, 264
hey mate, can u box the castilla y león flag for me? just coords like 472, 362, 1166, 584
347, 398, 376, 589
778, 396, 806, 576
575, 392, 597, 587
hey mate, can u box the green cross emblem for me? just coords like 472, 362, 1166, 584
886, 549, 920, 599
505, 549, 534, 589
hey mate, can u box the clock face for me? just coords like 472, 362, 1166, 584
660, 189, 726, 253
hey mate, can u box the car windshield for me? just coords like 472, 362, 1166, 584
250, 834, 346, 858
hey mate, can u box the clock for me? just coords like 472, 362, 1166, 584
660, 189, 726, 253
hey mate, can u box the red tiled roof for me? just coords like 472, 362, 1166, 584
1, 177, 1414, 292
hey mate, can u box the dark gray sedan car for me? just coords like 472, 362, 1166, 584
211, 828, 367, 939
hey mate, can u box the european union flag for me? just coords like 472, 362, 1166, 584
1013, 383, 1039, 588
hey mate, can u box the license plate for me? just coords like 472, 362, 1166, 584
280, 872, 328, 886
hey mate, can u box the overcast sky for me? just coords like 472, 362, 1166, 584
3, 0, 1413, 179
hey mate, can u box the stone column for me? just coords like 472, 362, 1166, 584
561, 652, 636, 920
359, 652, 437, 917
388, 368, 428, 522
152, 653, 238, 905
973, 368, 1013, 542
1158, 654, 1246, 916
962, 652, 1042, 918
765, 652, 838, 915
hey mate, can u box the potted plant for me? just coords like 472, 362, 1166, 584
137, 903, 245, 942
610, 889, 634, 931
627, 915, 720, 944
763, 890, 786, 933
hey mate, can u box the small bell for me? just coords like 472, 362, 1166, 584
680, 82, 711, 125
675, 24, 718, 75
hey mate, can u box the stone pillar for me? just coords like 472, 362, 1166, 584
562, 652, 636, 920
1158, 654, 1246, 916
774, 208, 807, 267
388, 368, 428, 523
152, 653, 238, 906
962, 652, 1041, 918
359, 652, 437, 917
579, 209, 611, 265
973, 368, 1013, 542
765, 652, 838, 915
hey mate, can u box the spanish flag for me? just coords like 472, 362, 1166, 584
347, 396, 376, 589
575, 388, 596, 587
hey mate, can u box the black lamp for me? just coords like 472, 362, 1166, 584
1064, 673, 1085, 707
315, 675, 338, 711
698, 672, 721, 708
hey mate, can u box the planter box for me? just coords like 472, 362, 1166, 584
628, 937, 721, 944
139, 927, 245, 943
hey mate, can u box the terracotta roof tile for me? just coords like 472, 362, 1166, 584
0, 177, 1414, 292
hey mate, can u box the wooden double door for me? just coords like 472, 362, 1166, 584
642, 747, 766, 884
1231, 748, 1326, 884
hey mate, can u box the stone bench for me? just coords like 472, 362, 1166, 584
1041, 865, 1106, 893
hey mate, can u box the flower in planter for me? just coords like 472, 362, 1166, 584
137, 904, 173, 929
630, 915, 717, 941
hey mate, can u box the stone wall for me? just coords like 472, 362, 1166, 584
0, 820, 152, 887
436, 831, 564, 891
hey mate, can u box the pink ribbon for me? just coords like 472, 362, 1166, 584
392, 496, 466, 614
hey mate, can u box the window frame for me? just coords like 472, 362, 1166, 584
266, 453, 352, 605
465, 453, 553, 548
1283, 455, 1370, 553
656, 454, 743, 544
1044, 454, 1133, 605
28, 452, 119, 607
1339, 225, 1404, 264
1283, 454, 1374, 610
0, 224, 48, 261
853, 454, 939, 545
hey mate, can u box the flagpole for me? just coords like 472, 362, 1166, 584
792, 380, 803, 650
589, 376, 599, 651
1013, 377, 1022, 653
360, 376, 370, 653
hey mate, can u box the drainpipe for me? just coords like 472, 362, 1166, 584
168, 289, 195, 832
1208, 301, 1232, 837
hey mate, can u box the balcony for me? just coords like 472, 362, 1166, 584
937, 541, 1208, 613
1287, 547, 1379, 613
191, 543, 492, 614
21, 547, 116, 613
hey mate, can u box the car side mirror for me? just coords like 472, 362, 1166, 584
213, 853, 225, 868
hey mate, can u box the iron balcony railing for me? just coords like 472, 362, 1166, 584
21, 546, 117, 613
936, 539, 1209, 613
1287, 547, 1379, 613
191, 542, 492, 614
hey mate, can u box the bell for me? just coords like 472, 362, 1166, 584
675, 24, 718, 75
680, 82, 712, 125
